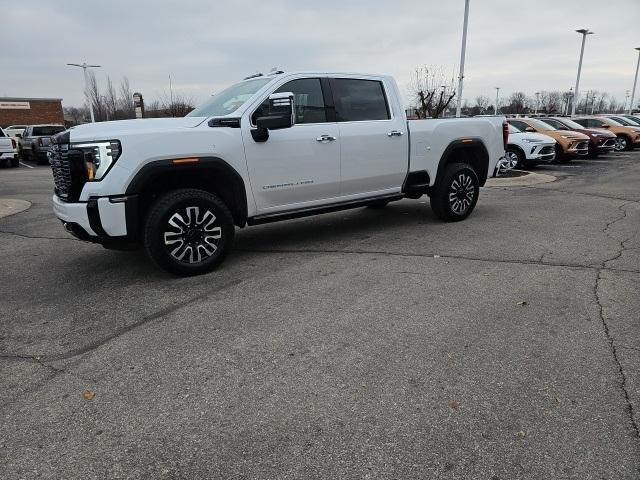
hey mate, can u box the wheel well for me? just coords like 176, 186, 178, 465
435, 140, 490, 187
129, 159, 248, 228
506, 144, 525, 157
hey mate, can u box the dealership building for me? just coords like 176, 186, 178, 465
0, 97, 64, 128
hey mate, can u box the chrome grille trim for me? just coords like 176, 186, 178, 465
50, 143, 71, 200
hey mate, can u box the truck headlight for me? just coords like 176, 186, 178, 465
73, 140, 121, 180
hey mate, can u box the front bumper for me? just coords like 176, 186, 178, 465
593, 138, 616, 152
53, 194, 139, 244
566, 140, 589, 156
526, 144, 556, 162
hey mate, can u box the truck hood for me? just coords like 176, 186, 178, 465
68, 117, 208, 142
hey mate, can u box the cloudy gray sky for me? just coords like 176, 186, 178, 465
1, 0, 639, 109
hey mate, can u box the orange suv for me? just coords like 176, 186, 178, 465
573, 116, 640, 151
507, 118, 589, 161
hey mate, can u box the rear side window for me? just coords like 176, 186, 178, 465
32, 126, 65, 136
0, 129, 5, 137
331, 79, 390, 122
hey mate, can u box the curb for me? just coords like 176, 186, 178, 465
0, 199, 31, 219
484, 171, 557, 188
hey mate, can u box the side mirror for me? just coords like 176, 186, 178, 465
601, 124, 611, 129
251, 92, 295, 142
525, 126, 536, 132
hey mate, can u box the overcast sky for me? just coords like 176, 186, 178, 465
1, 0, 639, 109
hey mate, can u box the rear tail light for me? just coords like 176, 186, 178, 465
11, 138, 16, 149
502, 121, 508, 150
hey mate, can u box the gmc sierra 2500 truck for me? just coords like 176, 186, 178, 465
50, 71, 507, 276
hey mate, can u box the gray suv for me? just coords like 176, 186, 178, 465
19, 124, 66, 165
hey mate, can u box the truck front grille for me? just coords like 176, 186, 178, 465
50, 144, 87, 202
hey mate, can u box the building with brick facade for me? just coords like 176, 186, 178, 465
0, 97, 64, 128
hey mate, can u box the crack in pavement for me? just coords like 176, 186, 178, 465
1, 353, 96, 382
236, 247, 640, 275
0, 278, 243, 364
594, 268, 640, 442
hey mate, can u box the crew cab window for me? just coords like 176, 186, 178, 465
252, 78, 327, 125
331, 79, 390, 122
32, 126, 65, 136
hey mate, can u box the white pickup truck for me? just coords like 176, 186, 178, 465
50, 71, 507, 275
0, 127, 19, 168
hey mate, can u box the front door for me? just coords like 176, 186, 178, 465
243, 77, 340, 213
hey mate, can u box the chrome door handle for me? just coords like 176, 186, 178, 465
316, 135, 336, 142
387, 130, 404, 137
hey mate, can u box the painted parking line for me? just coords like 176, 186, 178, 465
19, 161, 35, 169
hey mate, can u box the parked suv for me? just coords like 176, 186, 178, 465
50, 71, 506, 276
540, 117, 616, 157
505, 124, 555, 168
507, 118, 589, 161
572, 117, 640, 151
19, 124, 66, 164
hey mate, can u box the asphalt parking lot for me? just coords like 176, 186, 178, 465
1, 153, 639, 479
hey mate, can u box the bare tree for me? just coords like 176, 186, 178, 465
63, 106, 89, 126
538, 91, 562, 114
104, 76, 118, 121
504, 92, 528, 114
117, 77, 135, 119
85, 70, 106, 121
409, 66, 456, 119
143, 91, 195, 118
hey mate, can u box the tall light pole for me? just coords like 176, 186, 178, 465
628, 48, 640, 114
571, 29, 594, 116
534, 92, 540, 115
494, 87, 500, 115
455, 0, 471, 118
67, 62, 101, 123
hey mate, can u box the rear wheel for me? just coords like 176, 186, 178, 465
143, 189, 235, 276
10, 157, 19, 168
430, 163, 479, 222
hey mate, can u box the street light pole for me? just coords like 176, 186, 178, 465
628, 48, 640, 114
571, 29, 593, 116
494, 87, 500, 115
455, 0, 470, 118
534, 92, 540, 115
67, 62, 101, 123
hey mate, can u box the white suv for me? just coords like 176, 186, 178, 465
505, 124, 556, 168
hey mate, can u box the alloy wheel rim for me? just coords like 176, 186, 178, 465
505, 151, 519, 169
615, 137, 626, 151
448, 173, 475, 215
163, 206, 222, 264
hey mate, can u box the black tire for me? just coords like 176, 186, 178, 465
367, 199, 390, 209
554, 144, 572, 163
616, 135, 632, 152
10, 157, 19, 168
143, 189, 235, 276
430, 163, 480, 222
506, 147, 527, 169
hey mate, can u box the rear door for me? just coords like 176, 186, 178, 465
330, 77, 407, 197
243, 76, 341, 213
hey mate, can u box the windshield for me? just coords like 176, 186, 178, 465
556, 118, 585, 130
601, 117, 624, 127
188, 78, 272, 117
526, 118, 557, 131
540, 118, 566, 129
622, 116, 640, 126
608, 116, 634, 126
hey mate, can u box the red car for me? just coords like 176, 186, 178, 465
540, 117, 617, 158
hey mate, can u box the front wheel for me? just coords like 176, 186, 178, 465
615, 135, 630, 152
143, 189, 235, 276
505, 147, 526, 169
430, 163, 479, 222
